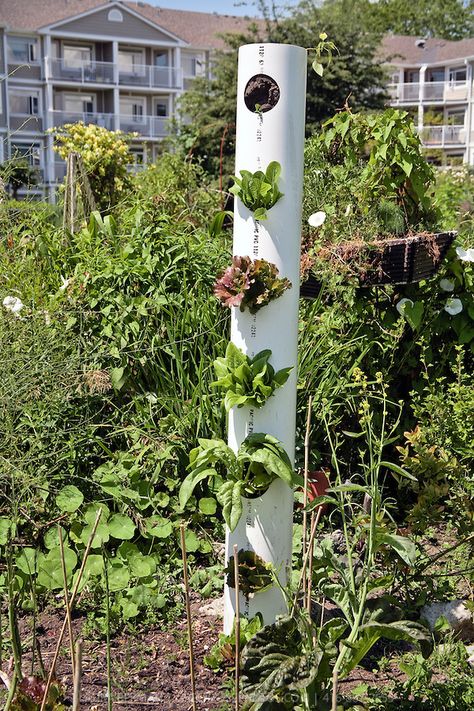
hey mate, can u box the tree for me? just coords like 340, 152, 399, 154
175, 1, 388, 178
368, 0, 474, 41
1, 158, 39, 199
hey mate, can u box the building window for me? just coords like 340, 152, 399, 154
130, 147, 145, 165
183, 54, 204, 78
120, 97, 146, 121
10, 90, 40, 115
447, 109, 465, 126
448, 66, 467, 85
11, 142, 42, 168
63, 45, 93, 69
155, 100, 168, 117
155, 51, 169, 68
8, 37, 38, 64
63, 93, 95, 114
118, 49, 145, 76
108, 8, 123, 22
426, 68, 445, 83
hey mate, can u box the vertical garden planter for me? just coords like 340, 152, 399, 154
223, 43, 307, 634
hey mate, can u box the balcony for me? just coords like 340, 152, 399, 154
9, 114, 43, 132
388, 81, 469, 104
51, 110, 115, 130
119, 114, 169, 138
48, 58, 114, 83
418, 125, 467, 147
50, 111, 169, 138
46, 57, 182, 89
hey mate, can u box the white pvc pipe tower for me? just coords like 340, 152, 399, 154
224, 43, 307, 634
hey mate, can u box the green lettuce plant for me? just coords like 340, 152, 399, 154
224, 549, 273, 595
179, 433, 300, 531
212, 342, 292, 411
229, 161, 283, 220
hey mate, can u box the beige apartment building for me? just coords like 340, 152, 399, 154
2, 1, 474, 200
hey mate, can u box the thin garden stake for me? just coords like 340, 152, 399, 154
331, 666, 338, 711
306, 510, 315, 614
302, 396, 312, 604
291, 506, 322, 617
180, 523, 197, 711
103, 555, 113, 711
72, 640, 82, 711
233, 544, 240, 711
58, 525, 75, 679
40, 510, 102, 711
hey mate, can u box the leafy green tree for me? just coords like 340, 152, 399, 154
176, 0, 388, 178
369, 0, 474, 41
1, 158, 39, 199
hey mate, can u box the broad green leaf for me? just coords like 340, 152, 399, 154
0, 517, 12, 545
179, 467, 217, 508
253, 207, 268, 221
107, 560, 130, 592
145, 515, 173, 539
199, 497, 217, 515
108, 514, 136, 540
312, 60, 324, 76
378, 533, 417, 566
380, 461, 417, 482
55, 485, 84, 513
37, 547, 77, 590
16, 547, 38, 576
43, 526, 67, 550
217, 480, 243, 531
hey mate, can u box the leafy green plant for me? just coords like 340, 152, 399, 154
214, 255, 291, 313
212, 342, 292, 411
204, 614, 263, 671
229, 161, 283, 220
224, 550, 272, 595
179, 433, 300, 531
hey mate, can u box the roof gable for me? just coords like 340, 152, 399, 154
40, 2, 184, 45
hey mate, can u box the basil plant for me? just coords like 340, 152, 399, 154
179, 433, 301, 531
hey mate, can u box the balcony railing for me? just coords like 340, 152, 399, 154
48, 58, 114, 83
9, 113, 43, 131
46, 57, 181, 89
388, 81, 468, 103
119, 114, 169, 137
51, 110, 115, 130
50, 110, 169, 137
418, 125, 467, 146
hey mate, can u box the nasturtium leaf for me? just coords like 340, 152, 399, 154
119, 598, 139, 620
16, 547, 38, 576
37, 547, 77, 590
145, 515, 173, 539
199, 497, 217, 515
184, 529, 200, 553
43, 525, 68, 550
107, 561, 130, 592
55, 485, 84, 513
0, 517, 12, 545
108, 514, 136, 540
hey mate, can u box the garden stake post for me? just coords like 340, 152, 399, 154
224, 44, 307, 633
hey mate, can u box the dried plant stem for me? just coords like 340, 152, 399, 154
180, 523, 197, 711
58, 525, 75, 679
302, 396, 312, 601
103, 555, 113, 711
40, 510, 102, 711
306, 510, 315, 614
331, 666, 338, 711
291, 506, 322, 617
233, 544, 240, 711
72, 641, 82, 711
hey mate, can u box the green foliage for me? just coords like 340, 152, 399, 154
229, 162, 283, 220
204, 614, 263, 671
369, 0, 474, 40
212, 342, 292, 411
0, 158, 39, 199
214, 256, 291, 313
224, 549, 273, 595
179, 434, 298, 531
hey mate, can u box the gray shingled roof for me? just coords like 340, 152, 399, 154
380, 34, 474, 66
0, 0, 264, 50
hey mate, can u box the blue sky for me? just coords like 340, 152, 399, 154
147, 1, 296, 16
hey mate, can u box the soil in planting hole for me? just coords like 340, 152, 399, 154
244, 74, 280, 112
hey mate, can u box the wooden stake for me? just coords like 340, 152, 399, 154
302, 396, 312, 603
291, 505, 322, 617
306, 510, 315, 615
233, 544, 240, 711
40, 510, 102, 711
180, 523, 197, 711
72, 641, 82, 711
331, 666, 338, 711
58, 525, 75, 680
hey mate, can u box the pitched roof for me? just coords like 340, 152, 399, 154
380, 34, 474, 67
0, 0, 264, 49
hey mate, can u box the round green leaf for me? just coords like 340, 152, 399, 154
43, 526, 67, 550
108, 514, 136, 540
16, 547, 38, 576
145, 515, 172, 539
37, 547, 77, 590
199, 497, 217, 515
107, 561, 130, 592
55, 485, 84, 513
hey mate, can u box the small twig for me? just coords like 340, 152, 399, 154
331, 666, 338, 711
302, 396, 313, 602
72, 641, 82, 711
233, 544, 240, 711
306, 510, 315, 615
58, 525, 75, 680
40, 510, 102, 711
291, 506, 322, 617
416, 532, 474, 574
104, 554, 112, 711
180, 523, 197, 711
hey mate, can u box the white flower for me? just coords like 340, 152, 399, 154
396, 297, 414, 315
439, 278, 455, 292
456, 246, 474, 262
2, 296, 24, 314
344, 204, 351, 217
444, 297, 463, 316
59, 275, 71, 292
308, 211, 326, 228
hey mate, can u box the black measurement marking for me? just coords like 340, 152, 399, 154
248, 408, 254, 435
253, 222, 259, 257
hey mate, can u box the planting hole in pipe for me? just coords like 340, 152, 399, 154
244, 74, 280, 112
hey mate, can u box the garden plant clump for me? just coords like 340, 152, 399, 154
0, 53, 473, 710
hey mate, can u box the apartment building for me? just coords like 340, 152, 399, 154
383, 34, 474, 166
0, 0, 257, 198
